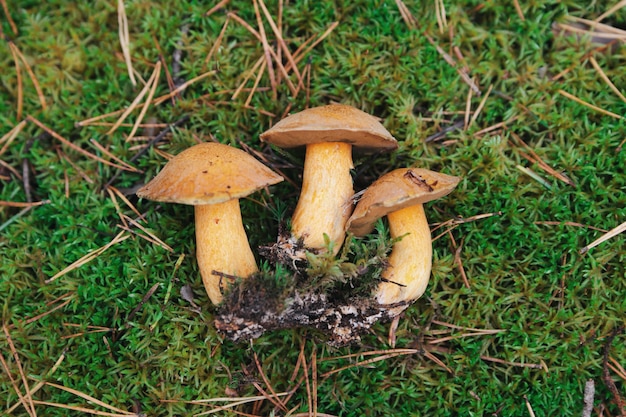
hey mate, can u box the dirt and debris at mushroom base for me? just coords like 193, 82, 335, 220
214, 226, 410, 347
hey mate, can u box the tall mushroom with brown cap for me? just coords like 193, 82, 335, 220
260, 104, 397, 253
346, 168, 460, 304
136, 142, 283, 304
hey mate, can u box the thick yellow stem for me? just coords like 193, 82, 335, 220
291, 142, 354, 253
376, 204, 432, 304
195, 200, 258, 304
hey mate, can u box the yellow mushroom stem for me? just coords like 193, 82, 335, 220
291, 141, 354, 253
376, 204, 432, 305
195, 199, 258, 304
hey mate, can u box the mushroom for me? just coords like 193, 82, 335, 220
260, 104, 397, 253
136, 142, 283, 304
346, 168, 460, 304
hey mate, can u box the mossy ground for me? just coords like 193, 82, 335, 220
1, 0, 625, 416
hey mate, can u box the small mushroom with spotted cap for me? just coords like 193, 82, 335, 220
346, 168, 460, 304
136, 142, 283, 304
260, 104, 397, 254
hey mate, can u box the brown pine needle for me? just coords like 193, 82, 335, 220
0, 199, 49, 208
509, 131, 575, 186
122, 214, 174, 252
468, 84, 493, 128
232, 56, 265, 100
56, 148, 95, 184
320, 350, 420, 378
428, 329, 505, 345
513, 0, 525, 21
258, 0, 303, 90
0, 119, 27, 156
299, 344, 313, 415
463, 80, 473, 130
535, 221, 607, 232
589, 56, 626, 103
105, 64, 160, 135
291, 22, 339, 69
31, 401, 138, 417
609, 356, 626, 381
204, 16, 230, 68
89, 139, 141, 173
434, 0, 447, 33
9, 41, 47, 111
127, 61, 161, 141
580, 219, 626, 254
595, 0, 626, 22
107, 186, 143, 219
118, 0, 136, 86
245, 60, 267, 107
253, 353, 288, 412
46, 231, 130, 284
0, 351, 36, 417
252, 0, 278, 99
106, 187, 129, 228
26, 116, 136, 171
8, 42, 23, 120
394, 0, 417, 28
524, 395, 537, 417
481, 355, 544, 369
0, 0, 18, 34
450, 232, 470, 288
206, 0, 230, 16
6, 351, 66, 414
2, 325, 37, 417
18, 297, 73, 328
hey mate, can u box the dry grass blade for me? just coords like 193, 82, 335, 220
580, 219, 626, 254
524, 395, 537, 417
434, 0, 447, 33
394, 0, 417, 28
0, 119, 27, 156
118, 0, 136, 86
46, 231, 130, 283
563, 16, 626, 41
206, 0, 230, 16
609, 356, 626, 381
595, 0, 626, 22
245, 59, 267, 107
535, 221, 607, 232
589, 56, 626, 103
26, 116, 137, 171
9, 41, 47, 111
122, 214, 173, 252
0, 0, 18, 34
481, 355, 545, 369
188, 393, 290, 416
105, 62, 161, 135
509, 131, 575, 186
428, 329, 505, 345
253, 353, 288, 412
513, 0, 525, 21
320, 349, 419, 378
44, 381, 133, 414
204, 16, 230, 68
107, 186, 143, 219
31, 401, 138, 417
1, 326, 37, 417
464, 81, 473, 129
233, 56, 265, 100
423, 350, 454, 374
468, 84, 493, 128
127, 61, 161, 141
89, 139, 141, 172
6, 351, 66, 414
258, 0, 303, 90
8, 42, 23, 120
253, 0, 278, 99
0, 199, 49, 207
152, 70, 215, 106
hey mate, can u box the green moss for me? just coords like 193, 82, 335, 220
2, 0, 626, 416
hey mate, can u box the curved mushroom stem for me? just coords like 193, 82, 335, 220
291, 142, 354, 254
195, 200, 258, 304
376, 204, 432, 304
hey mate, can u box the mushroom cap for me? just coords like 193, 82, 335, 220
347, 168, 460, 236
136, 142, 284, 205
260, 104, 398, 150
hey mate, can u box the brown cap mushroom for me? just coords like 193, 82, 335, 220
260, 104, 397, 253
137, 142, 283, 304
346, 168, 460, 304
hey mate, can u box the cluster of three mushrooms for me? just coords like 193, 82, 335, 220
138, 104, 459, 306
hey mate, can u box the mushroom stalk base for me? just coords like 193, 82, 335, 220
376, 204, 432, 304
196, 200, 258, 304
215, 291, 409, 347
291, 142, 354, 253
